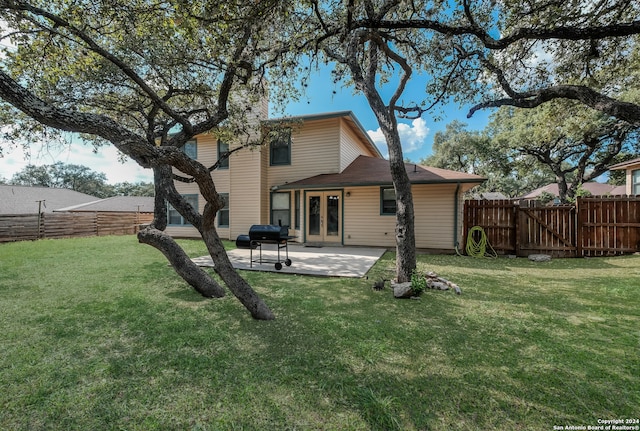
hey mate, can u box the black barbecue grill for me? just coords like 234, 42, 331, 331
236, 225, 295, 270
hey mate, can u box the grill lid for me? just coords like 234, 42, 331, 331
249, 224, 289, 241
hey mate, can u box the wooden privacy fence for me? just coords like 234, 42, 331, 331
463, 196, 640, 257
0, 211, 154, 243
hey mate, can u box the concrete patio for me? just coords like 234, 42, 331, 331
192, 244, 387, 277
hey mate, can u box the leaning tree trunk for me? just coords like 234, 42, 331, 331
200, 204, 275, 320
137, 167, 226, 298
138, 227, 226, 298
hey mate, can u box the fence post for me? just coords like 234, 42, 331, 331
575, 197, 583, 257
36, 199, 45, 240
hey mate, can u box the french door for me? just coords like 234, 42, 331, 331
306, 191, 342, 244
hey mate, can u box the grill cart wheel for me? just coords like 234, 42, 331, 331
285, 259, 292, 266
275, 262, 283, 270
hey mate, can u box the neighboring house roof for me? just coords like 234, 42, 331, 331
521, 182, 624, 199
471, 192, 509, 200
56, 196, 155, 213
274, 155, 485, 190
608, 157, 640, 170
266, 111, 383, 159
0, 185, 99, 215
610, 185, 627, 195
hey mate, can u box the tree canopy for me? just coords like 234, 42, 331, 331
0, 0, 291, 319
8, 162, 154, 197
488, 101, 640, 202
421, 120, 556, 198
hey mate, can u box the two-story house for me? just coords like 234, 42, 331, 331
609, 157, 640, 195
167, 110, 484, 252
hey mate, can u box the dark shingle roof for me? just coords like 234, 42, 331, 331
0, 185, 99, 215
274, 155, 485, 190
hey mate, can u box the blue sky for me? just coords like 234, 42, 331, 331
0, 67, 493, 184
279, 67, 493, 160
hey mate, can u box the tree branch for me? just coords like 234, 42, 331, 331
468, 85, 640, 126
1, 0, 196, 134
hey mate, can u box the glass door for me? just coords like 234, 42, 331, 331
306, 191, 342, 244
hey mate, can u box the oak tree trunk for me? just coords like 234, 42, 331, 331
138, 227, 226, 298
200, 212, 275, 320
361, 86, 417, 283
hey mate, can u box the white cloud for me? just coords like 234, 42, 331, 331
0, 141, 153, 184
367, 117, 430, 157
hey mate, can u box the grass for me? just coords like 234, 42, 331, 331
0, 236, 638, 430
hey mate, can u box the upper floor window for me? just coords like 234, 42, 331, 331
167, 194, 198, 226
218, 193, 230, 227
183, 140, 197, 159
633, 169, 640, 195
217, 141, 229, 169
270, 129, 291, 166
380, 187, 396, 215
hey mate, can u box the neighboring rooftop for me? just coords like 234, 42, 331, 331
470, 192, 509, 200
0, 185, 155, 215
274, 155, 485, 190
521, 182, 625, 200
57, 196, 155, 213
0, 185, 99, 215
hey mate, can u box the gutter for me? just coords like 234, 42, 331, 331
273, 179, 484, 191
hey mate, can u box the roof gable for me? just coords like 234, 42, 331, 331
265, 111, 383, 159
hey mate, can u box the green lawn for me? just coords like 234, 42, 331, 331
0, 236, 638, 430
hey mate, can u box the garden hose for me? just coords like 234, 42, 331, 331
465, 226, 498, 258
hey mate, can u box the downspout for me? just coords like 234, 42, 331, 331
453, 182, 461, 253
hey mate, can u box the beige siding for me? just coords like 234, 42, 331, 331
343, 184, 472, 250
343, 186, 396, 247
413, 184, 457, 249
267, 118, 341, 188
229, 145, 263, 239
339, 119, 377, 171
